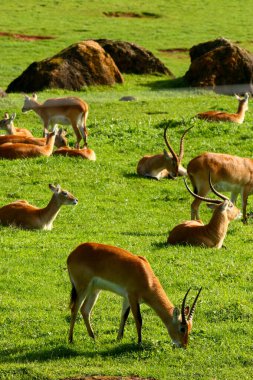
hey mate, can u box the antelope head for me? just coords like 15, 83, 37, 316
170, 287, 202, 348
163, 124, 193, 178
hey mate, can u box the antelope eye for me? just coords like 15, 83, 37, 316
62, 191, 68, 196
180, 326, 186, 334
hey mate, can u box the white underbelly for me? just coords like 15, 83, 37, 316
91, 277, 128, 297
49, 115, 71, 125
214, 181, 241, 194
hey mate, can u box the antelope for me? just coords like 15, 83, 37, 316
137, 125, 193, 180
0, 113, 33, 137
53, 145, 96, 161
67, 242, 202, 347
22, 93, 89, 148
0, 184, 78, 230
0, 128, 57, 159
187, 152, 253, 223
0, 128, 67, 148
196, 93, 249, 123
167, 176, 241, 248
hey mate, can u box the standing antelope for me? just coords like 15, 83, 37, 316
0, 184, 78, 230
67, 242, 202, 347
187, 152, 253, 223
22, 94, 89, 148
0, 113, 33, 137
53, 145, 96, 161
0, 128, 57, 159
0, 127, 67, 148
137, 125, 193, 180
167, 176, 241, 248
196, 93, 249, 123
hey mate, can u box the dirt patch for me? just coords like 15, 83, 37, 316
159, 48, 188, 53
103, 11, 160, 18
0, 32, 54, 41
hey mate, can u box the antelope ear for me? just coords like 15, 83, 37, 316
10, 113, 16, 121
32, 93, 38, 100
4, 112, 9, 119
206, 203, 217, 210
163, 149, 171, 160
173, 307, 180, 323
49, 184, 61, 193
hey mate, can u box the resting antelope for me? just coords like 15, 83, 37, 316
0, 113, 33, 137
137, 125, 193, 180
167, 176, 241, 248
22, 93, 89, 148
0, 184, 78, 230
0, 128, 57, 159
0, 128, 67, 148
67, 242, 202, 347
196, 93, 249, 123
53, 145, 96, 161
187, 152, 253, 223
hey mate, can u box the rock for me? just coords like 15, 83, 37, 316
119, 96, 137, 101
96, 39, 173, 76
6, 40, 123, 93
184, 38, 253, 94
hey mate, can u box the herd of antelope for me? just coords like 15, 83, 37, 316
1, 91, 251, 349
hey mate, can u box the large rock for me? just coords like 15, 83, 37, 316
184, 38, 253, 94
6, 40, 123, 93
96, 39, 174, 76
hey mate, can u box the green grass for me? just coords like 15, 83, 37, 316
0, 1, 253, 380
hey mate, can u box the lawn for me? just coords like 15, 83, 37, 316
0, 1, 253, 379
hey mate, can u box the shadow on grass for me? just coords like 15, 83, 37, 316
0, 342, 151, 364
121, 231, 165, 237
141, 76, 187, 91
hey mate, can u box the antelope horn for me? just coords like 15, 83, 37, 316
181, 287, 191, 325
183, 178, 221, 204
188, 287, 202, 322
178, 125, 194, 163
163, 125, 178, 162
208, 172, 229, 202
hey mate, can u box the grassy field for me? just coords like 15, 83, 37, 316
0, 1, 253, 379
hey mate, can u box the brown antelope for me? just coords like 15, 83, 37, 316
0, 184, 78, 230
0, 127, 67, 148
167, 176, 241, 248
187, 152, 253, 223
22, 93, 89, 148
0, 128, 57, 159
137, 125, 193, 180
67, 242, 202, 347
0, 113, 33, 137
53, 145, 96, 161
196, 93, 249, 123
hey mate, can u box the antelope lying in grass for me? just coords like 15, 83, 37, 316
196, 93, 249, 123
187, 151, 253, 223
167, 176, 241, 248
0, 128, 67, 148
0, 184, 78, 230
0, 113, 33, 137
53, 145, 96, 161
0, 128, 57, 159
137, 125, 193, 180
22, 93, 89, 148
67, 242, 202, 347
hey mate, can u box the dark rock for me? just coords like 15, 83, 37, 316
6, 40, 123, 93
119, 96, 137, 101
96, 39, 174, 76
184, 38, 253, 94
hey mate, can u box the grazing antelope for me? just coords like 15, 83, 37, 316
0, 113, 33, 137
0, 128, 57, 159
137, 125, 193, 180
196, 93, 249, 123
67, 242, 202, 347
22, 93, 89, 148
0, 184, 78, 230
187, 152, 253, 223
53, 145, 96, 161
0, 128, 67, 148
167, 176, 241, 248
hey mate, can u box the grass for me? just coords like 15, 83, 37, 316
0, 1, 253, 380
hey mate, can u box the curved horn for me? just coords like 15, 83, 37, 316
181, 287, 191, 325
183, 178, 221, 204
208, 172, 229, 201
178, 125, 194, 163
163, 125, 178, 162
188, 287, 202, 322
